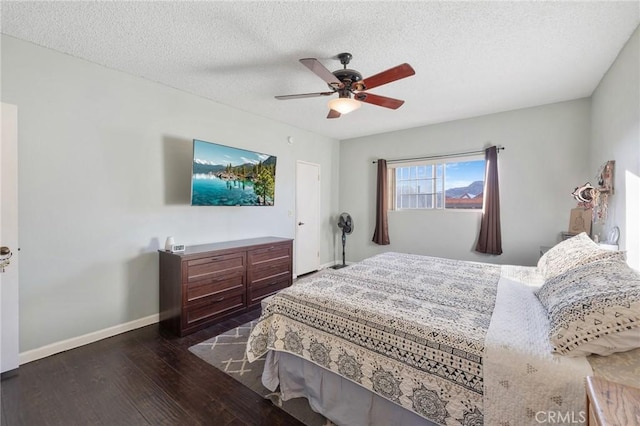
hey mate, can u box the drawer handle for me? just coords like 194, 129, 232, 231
272, 262, 287, 267
210, 275, 229, 282
212, 296, 225, 302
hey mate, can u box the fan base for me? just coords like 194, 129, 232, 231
331, 264, 348, 270
332, 69, 363, 83
337, 52, 352, 66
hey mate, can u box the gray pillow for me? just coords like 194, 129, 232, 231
536, 258, 640, 355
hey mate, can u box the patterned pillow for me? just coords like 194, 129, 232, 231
537, 232, 626, 280
536, 258, 640, 355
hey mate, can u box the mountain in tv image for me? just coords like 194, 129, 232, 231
193, 155, 276, 176
191, 140, 277, 206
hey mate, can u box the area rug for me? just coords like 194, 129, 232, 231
189, 320, 328, 426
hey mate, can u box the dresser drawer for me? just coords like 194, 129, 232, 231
248, 277, 291, 307
249, 256, 291, 284
183, 287, 246, 329
248, 243, 291, 267
186, 251, 245, 283
185, 270, 245, 305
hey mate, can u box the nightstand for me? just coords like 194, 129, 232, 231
598, 243, 619, 251
539, 246, 552, 258
585, 376, 640, 425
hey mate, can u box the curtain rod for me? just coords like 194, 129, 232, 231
372, 146, 504, 164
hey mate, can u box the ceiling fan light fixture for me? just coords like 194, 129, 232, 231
328, 97, 361, 114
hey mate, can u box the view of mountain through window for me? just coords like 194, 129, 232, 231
393, 159, 485, 210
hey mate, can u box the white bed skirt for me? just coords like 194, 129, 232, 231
263, 350, 438, 426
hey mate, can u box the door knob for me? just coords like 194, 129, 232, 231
298, 222, 305, 226
0, 246, 12, 273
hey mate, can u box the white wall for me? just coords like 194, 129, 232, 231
1, 35, 340, 353
4, 23, 637, 357
339, 99, 591, 266
590, 25, 640, 270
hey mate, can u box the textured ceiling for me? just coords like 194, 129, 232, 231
2, 1, 639, 140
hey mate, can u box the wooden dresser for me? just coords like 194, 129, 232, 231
585, 376, 640, 425
159, 236, 293, 336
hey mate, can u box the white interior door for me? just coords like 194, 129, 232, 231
295, 161, 320, 276
1, 103, 19, 374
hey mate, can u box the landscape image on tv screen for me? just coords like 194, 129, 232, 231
191, 139, 277, 206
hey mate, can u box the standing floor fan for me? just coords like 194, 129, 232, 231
333, 212, 354, 269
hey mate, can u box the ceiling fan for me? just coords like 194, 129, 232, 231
275, 53, 415, 119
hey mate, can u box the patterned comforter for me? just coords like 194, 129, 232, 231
246, 252, 502, 425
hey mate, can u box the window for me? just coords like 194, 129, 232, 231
390, 158, 485, 210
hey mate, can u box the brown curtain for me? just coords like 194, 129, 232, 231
475, 146, 502, 254
372, 159, 390, 245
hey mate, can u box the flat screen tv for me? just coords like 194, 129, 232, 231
191, 139, 277, 206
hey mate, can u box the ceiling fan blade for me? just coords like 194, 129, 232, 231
275, 91, 334, 100
354, 92, 405, 109
300, 58, 343, 88
327, 109, 341, 119
359, 63, 415, 91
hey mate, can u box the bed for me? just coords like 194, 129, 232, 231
246, 233, 640, 425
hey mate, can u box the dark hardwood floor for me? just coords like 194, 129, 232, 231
1, 309, 305, 426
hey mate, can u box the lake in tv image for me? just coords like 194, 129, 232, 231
191, 139, 276, 206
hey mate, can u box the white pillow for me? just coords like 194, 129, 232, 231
537, 232, 625, 280
564, 328, 640, 357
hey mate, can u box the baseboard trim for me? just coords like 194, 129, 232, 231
320, 260, 337, 270
324, 260, 354, 269
19, 313, 160, 365
1, 368, 19, 380
293, 261, 358, 279
294, 261, 339, 279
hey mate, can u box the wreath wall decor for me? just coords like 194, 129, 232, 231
571, 160, 614, 224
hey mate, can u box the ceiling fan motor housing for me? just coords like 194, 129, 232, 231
330, 69, 363, 92
332, 69, 363, 82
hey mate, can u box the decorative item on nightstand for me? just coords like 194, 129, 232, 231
598, 226, 620, 251
568, 208, 592, 235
